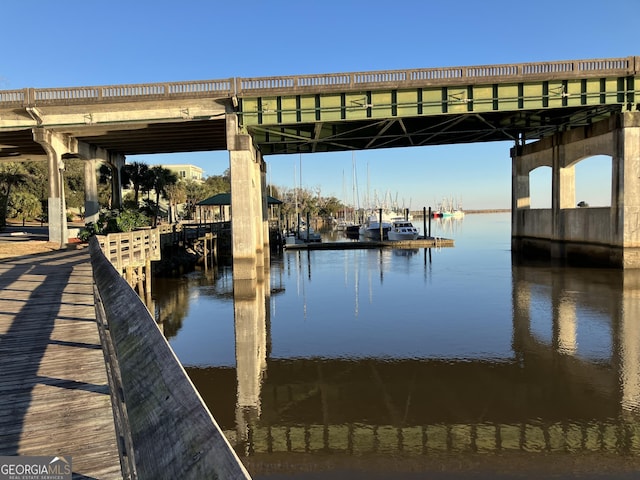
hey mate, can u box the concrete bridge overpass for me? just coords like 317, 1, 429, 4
1, 56, 639, 277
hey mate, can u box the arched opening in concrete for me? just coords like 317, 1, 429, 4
573, 155, 612, 208
529, 166, 551, 209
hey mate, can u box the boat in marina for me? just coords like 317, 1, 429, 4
387, 219, 419, 241
432, 197, 465, 218
358, 215, 392, 240
297, 226, 321, 242
284, 220, 322, 245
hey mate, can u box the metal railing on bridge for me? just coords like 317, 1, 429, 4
1, 56, 637, 107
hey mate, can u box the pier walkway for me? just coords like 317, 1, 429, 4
0, 245, 122, 479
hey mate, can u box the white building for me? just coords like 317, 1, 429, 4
160, 164, 204, 182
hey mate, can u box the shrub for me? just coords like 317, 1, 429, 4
77, 208, 151, 241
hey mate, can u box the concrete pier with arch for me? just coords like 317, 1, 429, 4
512, 111, 640, 268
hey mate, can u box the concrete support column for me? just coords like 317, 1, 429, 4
252, 153, 264, 272
77, 143, 109, 225
83, 159, 99, 224
260, 155, 270, 269
550, 142, 575, 260
110, 153, 125, 209
511, 146, 530, 248
32, 128, 74, 245
616, 112, 640, 267
228, 113, 262, 281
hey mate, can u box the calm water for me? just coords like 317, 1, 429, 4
153, 212, 640, 479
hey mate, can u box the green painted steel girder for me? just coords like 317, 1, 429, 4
239, 75, 638, 155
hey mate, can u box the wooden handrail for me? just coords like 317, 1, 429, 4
96, 228, 161, 273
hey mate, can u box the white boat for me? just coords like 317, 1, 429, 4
387, 220, 419, 241
297, 226, 321, 242
358, 215, 392, 240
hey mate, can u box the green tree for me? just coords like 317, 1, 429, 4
8, 191, 42, 225
164, 181, 186, 223
98, 163, 114, 208
182, 179, 205, 219
318, 195, 343, 218
63, 158, 86, 216
202, 171, 231, 199
0, 163, 31, 229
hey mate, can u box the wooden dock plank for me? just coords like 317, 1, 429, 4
0, 247, 122, 479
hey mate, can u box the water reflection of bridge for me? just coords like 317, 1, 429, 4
191, 360, 639, 457
173, 258, 640, 461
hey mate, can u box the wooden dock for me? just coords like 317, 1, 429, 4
0, 246, 122, 479
283, 237, 454, 250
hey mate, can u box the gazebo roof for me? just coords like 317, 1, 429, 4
196, 192, 282, 206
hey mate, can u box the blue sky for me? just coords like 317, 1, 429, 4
2, 0, 637, 209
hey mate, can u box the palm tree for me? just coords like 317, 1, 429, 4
149, 166, 177, 226
0, 163, 30, 229
122, 161, 150, 205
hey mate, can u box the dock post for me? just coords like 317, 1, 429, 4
203, 235, 209, 271
145, 258, 152, 295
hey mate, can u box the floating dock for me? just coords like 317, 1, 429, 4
283, 237, 454, 250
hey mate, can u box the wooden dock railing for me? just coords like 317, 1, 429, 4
96, 228, 161, 294
96, 223, 218, 292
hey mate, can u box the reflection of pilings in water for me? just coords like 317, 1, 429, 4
620, 271, 640, 413
511, 264, 640, 415
228, 419, 640, 456
234, 276, 269, 448
554, 291, 577, 355
511, 266, 616, 398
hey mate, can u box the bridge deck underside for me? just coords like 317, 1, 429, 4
0, 118, 227, 158
246, 104, 622, 155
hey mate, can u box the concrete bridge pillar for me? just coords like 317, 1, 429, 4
550, 141, 576, 261
259, 153, 270, 270
109, 153, 125, 210
31, 128, 74, 245
77, 143, 108, 225
613, 112, 640, 267
227, 113, 265, 281
511, 147, 531, 247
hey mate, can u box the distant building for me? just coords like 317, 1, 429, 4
160, 164, 204, 182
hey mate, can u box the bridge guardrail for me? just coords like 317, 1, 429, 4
0, 56, 637, 108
